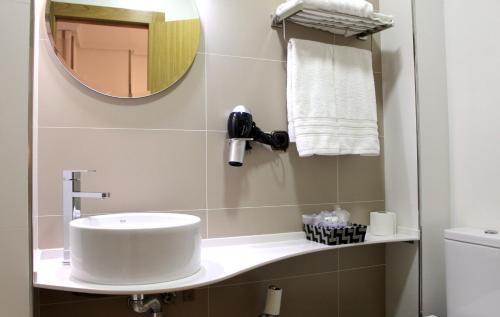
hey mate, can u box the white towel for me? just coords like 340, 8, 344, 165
287, 39, 379, 156
277, 0, 374, 18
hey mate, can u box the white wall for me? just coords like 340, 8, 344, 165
380, 0, 420, 316
0, 0, 32, 316
444, 0, 500, 230
380, 0, 419, 232
413, 0, 450, 316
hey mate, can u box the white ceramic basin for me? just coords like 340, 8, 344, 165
70, 213, 201, 285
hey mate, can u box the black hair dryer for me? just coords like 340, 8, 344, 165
227, 105, 289, 167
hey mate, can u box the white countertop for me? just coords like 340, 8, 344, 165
34, 230, 419, 295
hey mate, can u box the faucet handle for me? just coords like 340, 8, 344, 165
63, 170, 96, 181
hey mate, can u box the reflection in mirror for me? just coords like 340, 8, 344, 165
46, 0, 200, 98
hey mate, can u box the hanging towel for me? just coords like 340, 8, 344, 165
287, 38, 379, 157
277, 0, 374, 18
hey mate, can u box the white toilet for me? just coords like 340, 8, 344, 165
445, 228, 500, 317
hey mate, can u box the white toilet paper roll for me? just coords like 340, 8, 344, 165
263, 286, 282, 316
370, 212, 396, 236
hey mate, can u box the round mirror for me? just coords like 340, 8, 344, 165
45, 0, 200, 98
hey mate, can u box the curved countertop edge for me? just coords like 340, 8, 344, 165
34, 230, 419, 295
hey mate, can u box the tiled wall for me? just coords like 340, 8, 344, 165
36, 0, 385, 315
36, 0, 385, 248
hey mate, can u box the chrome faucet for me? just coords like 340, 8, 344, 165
63, 170, 110, 264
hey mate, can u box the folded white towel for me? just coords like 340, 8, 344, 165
287, 39, 379, 156
277, 0, 374, 18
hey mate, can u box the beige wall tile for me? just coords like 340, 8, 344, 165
0, 227, 31, 317
372, 33, 382, 73
38, 129, 206, 215
206, 54, 287, 131
338, 141, 385, 202
39, 5, 49, 40
340, 244, 385, 269
335, 33, 373, 50
203, 0, 286, 60
283, 23, 335, 45
207, 132, 338, 209
341, 200, 385, 225
210, 272, 338, 317
38, 39, 206, 130
216, 250, 338, 286
38, 210, 208, 249
339, 266, 385, 317
38, 216, 63, 249
207, 204, 336, 238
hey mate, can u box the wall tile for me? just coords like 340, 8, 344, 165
38, 39, 206, 130
210, 272, 338, 317
340, 244, 385, 270
372, 33, 382, 73
207, 204, 335, 238
39, 297, 136, 317
38, 289, 112, 306
375, 73, 384, 135
38, 216, 63, 249
216, 250, 338, 286
203, 0, 286, 60
335, 33, 373, 51
207, 132, 338, 209
38, 128, 206, 216
38, 209, 207, 249
338, 141, 385, 202
341, 200, 385, 225
339, 266, 385, 317
283, 22, 335, 45
39, 289, 209, 317
206, 54, 287, 131
38, 3, 49, 41
163, 288, 209, 317
0, 228, 31, 317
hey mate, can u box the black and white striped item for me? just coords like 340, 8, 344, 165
303, 224, 367, 245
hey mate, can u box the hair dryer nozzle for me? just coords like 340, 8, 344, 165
228, 139, 247, 167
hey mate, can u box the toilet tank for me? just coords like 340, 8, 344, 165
445, 228, 500, 317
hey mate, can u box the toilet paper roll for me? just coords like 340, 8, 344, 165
263, 286, 282, 316
370, 212, 397, 236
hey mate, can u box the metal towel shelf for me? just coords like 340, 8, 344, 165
271, 5, 394, 40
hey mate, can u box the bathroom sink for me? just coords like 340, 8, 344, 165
69, 213, 201, 285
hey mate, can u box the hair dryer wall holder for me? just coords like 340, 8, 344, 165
227, 105, 290, 167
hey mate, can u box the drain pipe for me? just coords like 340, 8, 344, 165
129, 294, 163, 317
